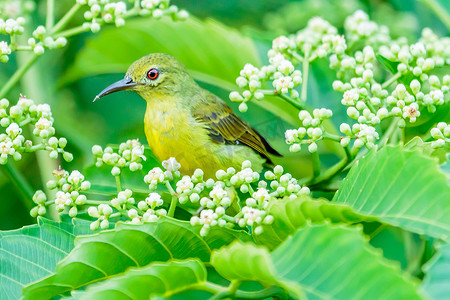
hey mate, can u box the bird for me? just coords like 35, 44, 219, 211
94, 53, 281, 179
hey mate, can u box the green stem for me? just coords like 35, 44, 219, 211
165, 181, 178, 217
0, 54, 39, 99
420, 0, 450, 30
168, 195, 178, 217
221, 214, 237, 223
277, 93, 305, 110
301, 52, 310, 102
322, 132, 341, 142
115, 175, 122, 193
51, 3, 81, 34
311, 151, 321, 178
381, 72, 401, 89
379, 118, 400, 147
54, 25, 89, 38
2, 162, 34, 210
46, 0, 55, 30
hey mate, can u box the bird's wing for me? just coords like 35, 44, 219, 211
192, 90, 281, 161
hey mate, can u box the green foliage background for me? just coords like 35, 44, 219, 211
0, 0, 449, 299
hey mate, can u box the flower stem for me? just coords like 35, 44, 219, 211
51, 3, 81, 34
311, 151, 321, 178
54, 25, 89, 38
381, 72, 401, 89
221, 214, 237, 223
301, 52, 310, 102
165, 181, 178, 217
115, 175, 122, 193
0, 54, 39, 99
277, 93, 305, 110
2, 162, 34, 210
168, 195, 178, 217
46, 0, 55, 30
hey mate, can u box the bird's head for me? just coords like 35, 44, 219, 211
94, 53, 194, 101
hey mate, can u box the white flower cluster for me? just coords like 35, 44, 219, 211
92, 139, 146, 176
137, 192, 167, 222
78, 0, 128, 29
285, 108, 332, 153
190, 160, 310, 236
339, 123, 379, 149
144, 157, 184, 189
0, 17, 25, 62
344, 10, 390, 47
0, 96, 71, 164
229, 17, 348, 111
0, 16, 24, 34
31, 168, 91, 218
76, 0, 188, 33
88, 204, 114, 230
430, 122, 450, 149
140, 0, 189, 20
88, 189, 168, 230
28, 25, 67, 55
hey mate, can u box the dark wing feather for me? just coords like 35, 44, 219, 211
193, 90, 281, 162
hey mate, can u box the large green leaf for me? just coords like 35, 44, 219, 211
22, 217, 250, 299
211, 242, 304, 298
271, 224, 423, 300
72, 259, 207, 300
333, 146, 450, 239
0, 217, 91, 300
254, 196, 375, 250
62, 16, 300, 126
422, 243, 450, 300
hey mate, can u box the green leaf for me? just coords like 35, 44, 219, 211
72, 259, 207, 300
333, 146, 450, 239
376, 54, 399, 74
422, 243, 450, 300
254, 196, 375, 250
271, 223, 423, 299
63, 16, 300, 126
211, 242, 304, 298
22, 217, 250, 299
0, 217, 91, 300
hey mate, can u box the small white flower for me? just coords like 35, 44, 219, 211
35, 117, 52, 130
6, 123, 21, 137
0, 41, 11, 55
144, 167, 165, 185
176, 175, 194, 193
273, 76, 294, 94
402, 103, 420, 122
162, 157, 181, 172
146, 193, 163, 208
342, 89, 359, 106
199, 209, 218, 226
67, 170, 85, 186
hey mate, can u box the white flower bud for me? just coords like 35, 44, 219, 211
340, 123, 351, 135
308, 143, 317, 153
238, 102, 248, 113
431, 128, 443, 139
347, 107, 359, 119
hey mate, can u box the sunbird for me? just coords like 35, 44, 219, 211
95, 53, 280, 178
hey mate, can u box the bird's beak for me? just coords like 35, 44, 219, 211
93, 77, 137, 102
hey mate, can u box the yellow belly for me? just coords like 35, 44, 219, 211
143, 101, 264, 179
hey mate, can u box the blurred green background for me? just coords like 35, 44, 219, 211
0, 0, 448, 230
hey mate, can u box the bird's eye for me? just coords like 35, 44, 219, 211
147, 68, 159, 80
